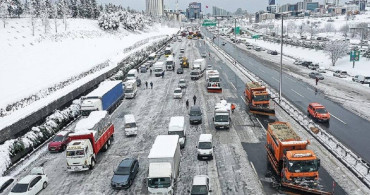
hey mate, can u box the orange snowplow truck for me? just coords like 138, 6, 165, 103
266, 122, 330, 195
245, 82, 275, 116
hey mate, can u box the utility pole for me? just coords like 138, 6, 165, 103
234, 18, 237, 44
279, 14, 284, 103
218, 18, 220, 47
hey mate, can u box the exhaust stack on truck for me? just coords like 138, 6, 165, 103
147, 135, 181, 194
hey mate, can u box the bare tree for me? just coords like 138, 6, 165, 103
0, 0, 9, 28
324, 41, 348, 66
41, 0, 50, 33
30, 1, 36, 36
340, 24, 349, 39
53, 3, 57, 33
324, 23, 334, 34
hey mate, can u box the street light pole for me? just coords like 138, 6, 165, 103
218, 18, 220, 47
279, 14, 284, 103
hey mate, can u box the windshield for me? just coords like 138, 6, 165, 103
168, 131, 184, 137
127, 74, 135, 78
174, 90, 182, 93
190, 110, 201, 116
209, 78, 220, 82
199, 142, 212, 149
179, 81, 185, 84
288, 160, 319, 173
165, 50, 171, 55
115, 166, 130, 175
154, 69, 162, 72
66, 150, 84, 157
215, 115, 229, 122
125, 123, 136, 128
148, 177, 171, 188
149, 56, 155, 60
191, 185, 208, 195
53, 135, 64, 142
11, 183, 28, 193
166, 61, 173, 65
253, 94, 270, 102
191, 72, 200, 75
316, 108, 327, 114
125, 89, 133, 93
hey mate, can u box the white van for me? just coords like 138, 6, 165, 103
124, 114, 137, 136
124, 79, 137, 99
168, 116, 186, 148
127, 69, 138, 80
197, 134, 213, 160
166, 55, 175, 71
148, 53, 156, 61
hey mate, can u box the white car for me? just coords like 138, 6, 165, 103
178, 79, 187, 88
9, 167, 48, 195
333, 70, 347, 78
206, 65, 213, 70
0, 176, 15, 194
173, 88, 183, 99
190, 175, 211, 195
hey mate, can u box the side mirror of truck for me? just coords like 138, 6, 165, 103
196, 146, 198, 148
187, 190, 190, 193
317, 159, 321, 168
209, 190, 213, 192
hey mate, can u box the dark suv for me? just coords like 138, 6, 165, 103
189, 106, 202, 125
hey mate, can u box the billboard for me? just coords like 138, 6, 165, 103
269, 0, 275, 5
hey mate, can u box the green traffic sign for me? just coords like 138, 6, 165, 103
235, 27, 240, 35
202, 20, 216, 27
350, 50, 360, 62
252, 35, 260, 39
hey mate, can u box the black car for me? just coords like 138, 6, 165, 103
111, 158, 139, 189
136, 78, 141, 87
302, 61, 312, 67
189, 105, 202, 125
177, 68, 184, 74
271, 51, 278, 55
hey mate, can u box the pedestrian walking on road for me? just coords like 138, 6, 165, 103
150, 81, 153, 89
193, 95, 197, 105
161, 71, 164, 78
150, 69, 152, 76
186, 99, 189, 109
315, 77, 319, 86
145, 81, 148, 89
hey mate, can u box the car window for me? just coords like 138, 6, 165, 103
0, 178, 14, 192
30, 176, 41, 188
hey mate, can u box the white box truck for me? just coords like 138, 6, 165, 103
124, 79, 137, 99
190, 59, 206, 80
213, 100, 231, 129
166, 55, 175, 71
153, 62, 165, 77
205, 70, 222, 93
147, 135, 180, 194
126, 69, 138, 80
168, 116, 186, 148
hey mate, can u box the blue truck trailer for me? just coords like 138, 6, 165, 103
80, 81, 124, 116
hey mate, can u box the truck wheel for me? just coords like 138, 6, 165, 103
90, 158, 96, 170
102, 143, 108, 152
62, 145, 66, 151
107, 138, 111, 147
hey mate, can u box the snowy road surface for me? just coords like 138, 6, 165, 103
6, 36, 369, 195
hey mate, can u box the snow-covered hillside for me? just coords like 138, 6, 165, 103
0, 17, 178, 129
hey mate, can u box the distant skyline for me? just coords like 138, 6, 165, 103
98, 0, 345, 13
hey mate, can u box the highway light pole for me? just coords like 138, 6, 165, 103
279, 14, 284, 103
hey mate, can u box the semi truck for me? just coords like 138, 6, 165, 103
213, 100, 231, 129
80, 81, 124, 116
266, 122, 330, 195
244, 82, 275, 116
205, 70, 222, 93
190, 59, 206, 80
166, 55, 175, 71
153, 62, 165, 77
66, 111, 114, 172
147, 135, 181, 194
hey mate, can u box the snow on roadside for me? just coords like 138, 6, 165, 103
0, 18, 178, 130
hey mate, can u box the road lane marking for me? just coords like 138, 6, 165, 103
291, 89, 304, 97
240, 96, 247, 105
230, 82, 236, 90
258, 68, 266, 73
330, 114, 347, 125
256, 118, 264, 129
271, 77, 279, 82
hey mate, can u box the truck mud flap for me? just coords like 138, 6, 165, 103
249, 106, 275, 116
207, 88, 222, 93
281, 182, 332, 195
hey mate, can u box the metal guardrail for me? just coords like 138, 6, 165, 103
206, 37, 370, 188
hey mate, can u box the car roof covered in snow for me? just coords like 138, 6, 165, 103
75, 111, 108, 131
154, 61, 164, 66
148, 135, 179, 159
87, 81, 121, 97
149, 53, 156, 57
179, 79, 185, 82
194, 59, 205, 63
192, 175, 208, 186
128, 69, 137, 74
199, 134, 212, 142
169, 116, 184, 132
124, 114, 136, 123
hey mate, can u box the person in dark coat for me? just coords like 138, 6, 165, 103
193, 95, 197, 105
150, 81, 153, 89
145, 81, 148, 89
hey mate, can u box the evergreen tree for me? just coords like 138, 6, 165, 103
44, 0, 53, 18
91, 0, 99, 19
23, 0, 30, 15
31, 0, 41, 17
69, 0, 77, 18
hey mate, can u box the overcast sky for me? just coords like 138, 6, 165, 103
98, 0, 342, 13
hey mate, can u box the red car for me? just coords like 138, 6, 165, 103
307, 103, 330, 122
48, 131, 71, 152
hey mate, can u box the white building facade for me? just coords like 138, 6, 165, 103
146, 0, 164, 16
